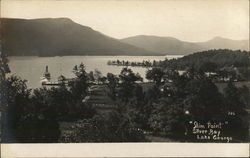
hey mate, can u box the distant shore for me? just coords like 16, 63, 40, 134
7, 54, 184, 57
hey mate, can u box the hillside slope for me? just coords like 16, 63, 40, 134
1, 18, 156, 56
162, 49, 250, 70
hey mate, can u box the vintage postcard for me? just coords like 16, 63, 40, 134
0, 0, 249, 157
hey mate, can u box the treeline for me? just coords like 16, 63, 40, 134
161, 49, 250, 80
162, 49, 250, 69
107, 59, 164, 67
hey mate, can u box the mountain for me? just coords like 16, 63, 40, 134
197, 36, 249, 51
1, 18, 157, 56
121, 35, 249, 55
2, 18, 248, 56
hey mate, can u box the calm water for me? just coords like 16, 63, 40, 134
8, 55, 182, 89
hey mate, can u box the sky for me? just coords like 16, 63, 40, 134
1, 0, 249, 42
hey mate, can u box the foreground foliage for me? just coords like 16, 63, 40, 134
1, 49, 250, 142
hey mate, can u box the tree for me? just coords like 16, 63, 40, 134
88, 71, 95, 83
5, 76, 31, 130
199, 61, 217, 73
223, 81, 246, 114
94, 69, 102, 84
239, 86, 250, 108
162, 69, 179, 82
184, 78, 224, 120
164, 102, 186, 139
223, 82, 249, 141
145, 85, 161, 103
72, 65, 78, 74
69, 63, 89, 100
3, 76, 61, 142
146, 68, 164, 85
118, 68, 142, 103
107, 73, 119, 100
15, 111, 61, 143
99, 76, 107, 84
148, 94, 186, 139
143, 85, 162, 129
148, 98, 170, 133
0, 49, 10, 80
0, 49, 10, 142
132, 84, 144, 104
58, 75, 67, 85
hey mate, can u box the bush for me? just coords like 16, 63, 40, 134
60, 111, 147, 142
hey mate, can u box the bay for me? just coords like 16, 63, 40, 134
8, 55, 183, 89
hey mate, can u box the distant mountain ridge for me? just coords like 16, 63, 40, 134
121, 35, 249, 55
1, 18, 249, 56
198, 36, 249, 51
1, 18, 157, 56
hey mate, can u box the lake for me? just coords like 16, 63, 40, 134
8, 55, 183, 89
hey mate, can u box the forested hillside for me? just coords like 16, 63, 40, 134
162, 49, 250, 70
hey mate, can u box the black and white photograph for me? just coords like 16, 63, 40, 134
0, 0, 249, 150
